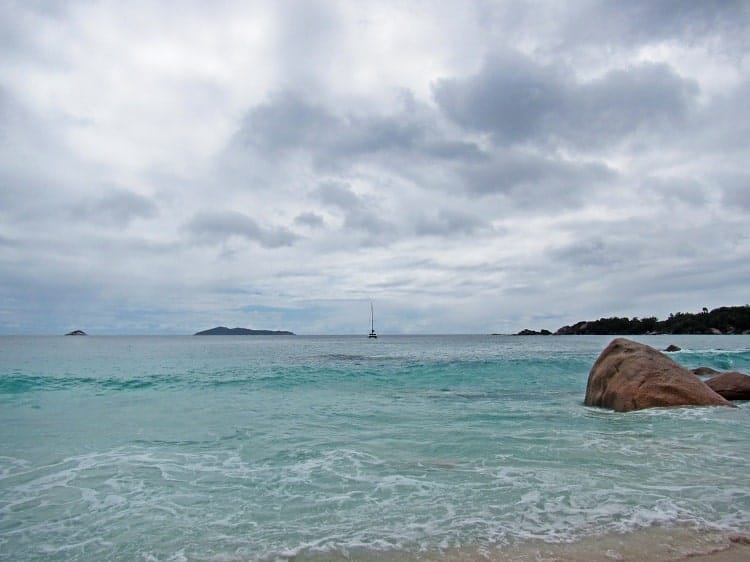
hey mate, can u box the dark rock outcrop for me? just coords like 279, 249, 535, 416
194, 326, 294, 336
705, 372, 750, 400
65, 330, 87, 336
664, 344, 681, 352
584, 338, 735, 412
516, 329, 552, 336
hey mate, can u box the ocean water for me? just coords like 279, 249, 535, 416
1, 334, 749, 561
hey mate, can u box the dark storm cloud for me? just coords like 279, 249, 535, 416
185, 210, 298, 248
70, 188, 158, 227
433, 52, 698, 148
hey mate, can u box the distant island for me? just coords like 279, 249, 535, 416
65, 330, 87, 336
194, 326, 295, 336
515, 305, 750, 336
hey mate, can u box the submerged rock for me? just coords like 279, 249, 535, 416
584, 338, 735, 412
692, 367, 721, 377
664, 344, 681, 352
705, 372, 750, 400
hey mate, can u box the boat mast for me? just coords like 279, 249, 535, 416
369, 302, 377, 338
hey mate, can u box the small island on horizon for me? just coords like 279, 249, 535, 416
514, 305, 750, 336
194, 326, 295, 336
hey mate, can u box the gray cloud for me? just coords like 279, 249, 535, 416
313, 181, 393, 241
70, 188, 158, 227
185, 211, 298, 248
575, 63, 698, 145
720, 173, 750, 211
238, 90, 466, 167
422, 139, 487, 161
273, 0, 342, 88
314, 181, 362, 210
294, 211, 325, 228
0, 1, 748, 334
433, 52, 698, 148
240, 92, 339, 154
414, 209, 489, 237
434, 51, 568, 144
0, 87, 13, 140
560, 0, 750, 49
459, 150, 615, 207
548, 238, 622, 268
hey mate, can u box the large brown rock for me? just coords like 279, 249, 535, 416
584, 338, 735, 412
705, 372, 750, 400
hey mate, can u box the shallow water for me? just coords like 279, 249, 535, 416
1, 334, 749, 561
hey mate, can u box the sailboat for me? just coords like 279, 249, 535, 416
368, 302, 378, 338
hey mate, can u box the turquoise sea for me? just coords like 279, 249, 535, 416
1, 334, 749, 561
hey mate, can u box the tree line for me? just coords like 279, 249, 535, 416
552, 306, 750, 335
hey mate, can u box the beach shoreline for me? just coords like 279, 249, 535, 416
287, 527, 750, 562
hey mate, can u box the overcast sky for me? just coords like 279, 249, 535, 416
1, 1, 748, 335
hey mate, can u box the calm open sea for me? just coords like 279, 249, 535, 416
1, 334, 749, 561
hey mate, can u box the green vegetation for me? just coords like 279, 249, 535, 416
555, 305, 750, 335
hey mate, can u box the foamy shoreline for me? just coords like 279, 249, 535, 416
290, 527, 750, 561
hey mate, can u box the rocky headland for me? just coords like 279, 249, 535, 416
517, 305, 750, 335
